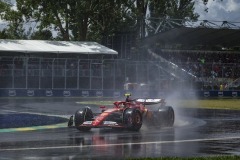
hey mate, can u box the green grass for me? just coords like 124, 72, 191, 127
128, 156, 240, 160
77, 98, 240, 110
3, 97, 240, 110
177, 99, 240, 110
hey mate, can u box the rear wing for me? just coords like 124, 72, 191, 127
135, 98, 165, 105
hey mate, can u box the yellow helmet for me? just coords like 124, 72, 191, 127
124, 93, 131, 97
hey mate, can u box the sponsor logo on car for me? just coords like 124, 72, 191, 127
136, 99, 162, 103
103, 121, 117, 125
83, 121, 92, 125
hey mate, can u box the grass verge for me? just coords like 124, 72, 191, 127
77, 98, 240, 110
128, 156, 240, 160
177, 98, 240, 110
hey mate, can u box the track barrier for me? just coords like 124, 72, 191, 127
0, 89, 239, 98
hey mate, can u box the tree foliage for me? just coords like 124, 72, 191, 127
0, 0, 201, 41
31, 29, 53, 40
0, 0, 27, 39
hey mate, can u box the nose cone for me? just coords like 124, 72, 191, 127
92, 116, 105, 126
92, 121, 99, 126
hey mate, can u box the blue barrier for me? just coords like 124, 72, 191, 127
0, 89, 239, 98
0, 89, 123, 98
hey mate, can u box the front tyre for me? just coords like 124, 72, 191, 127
68, 115, 74, 127
75, 107, 93, 131
123, 108, 142, 131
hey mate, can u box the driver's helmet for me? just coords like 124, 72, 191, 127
124, 93, 131, 102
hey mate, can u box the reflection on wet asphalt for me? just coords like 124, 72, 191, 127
0, 98, 240, 159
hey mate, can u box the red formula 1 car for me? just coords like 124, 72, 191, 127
68, 94, 174, 131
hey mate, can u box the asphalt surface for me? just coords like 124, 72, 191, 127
0, 98, 240, 160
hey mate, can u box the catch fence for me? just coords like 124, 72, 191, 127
0, 57, 170, 90
0, 56, 238, 91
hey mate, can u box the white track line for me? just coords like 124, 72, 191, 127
1, 136, 240, 151
2, 109, 69, 118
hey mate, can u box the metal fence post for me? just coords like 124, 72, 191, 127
65, 59, 67, 89
12, 57, 15, 88
26, 57, 28, 89
113, 60, 116, 90
77, 59, 80, 89
102, 60, 104, 90
39, 58, 41, 89
90, 60, 92, 90
52, 58, 55, 89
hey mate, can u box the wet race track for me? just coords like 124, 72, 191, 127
0, 98, 240, 160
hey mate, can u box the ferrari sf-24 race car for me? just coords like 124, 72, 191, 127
68, 94, 174, 131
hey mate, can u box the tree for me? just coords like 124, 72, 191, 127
0, 28, 8, 38
1, 0, 201, 41
15, 0, 135, 41
31, 29, 53, 40
86, 0, 136, 42
0, 0, 27, 39
16, 0, 70, 40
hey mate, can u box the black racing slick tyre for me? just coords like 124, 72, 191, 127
166, 106, 174, 127
123, 108, 142, 131
157, 106, 175, 127
75, 107, 93, 131
68, 115, 74, 127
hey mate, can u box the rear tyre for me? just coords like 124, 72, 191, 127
157, 106, 175, 127
166, 106, 174, 127
123, 108, 142, 131
152, 106, 175, 127
75, 107, 93, 131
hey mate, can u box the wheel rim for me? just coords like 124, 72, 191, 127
128, 117, 133, 125
134, 113, 141, 124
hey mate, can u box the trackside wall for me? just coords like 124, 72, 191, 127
0, 89, 239, 98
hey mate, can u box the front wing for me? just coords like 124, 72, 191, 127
78, 120, 126, 128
